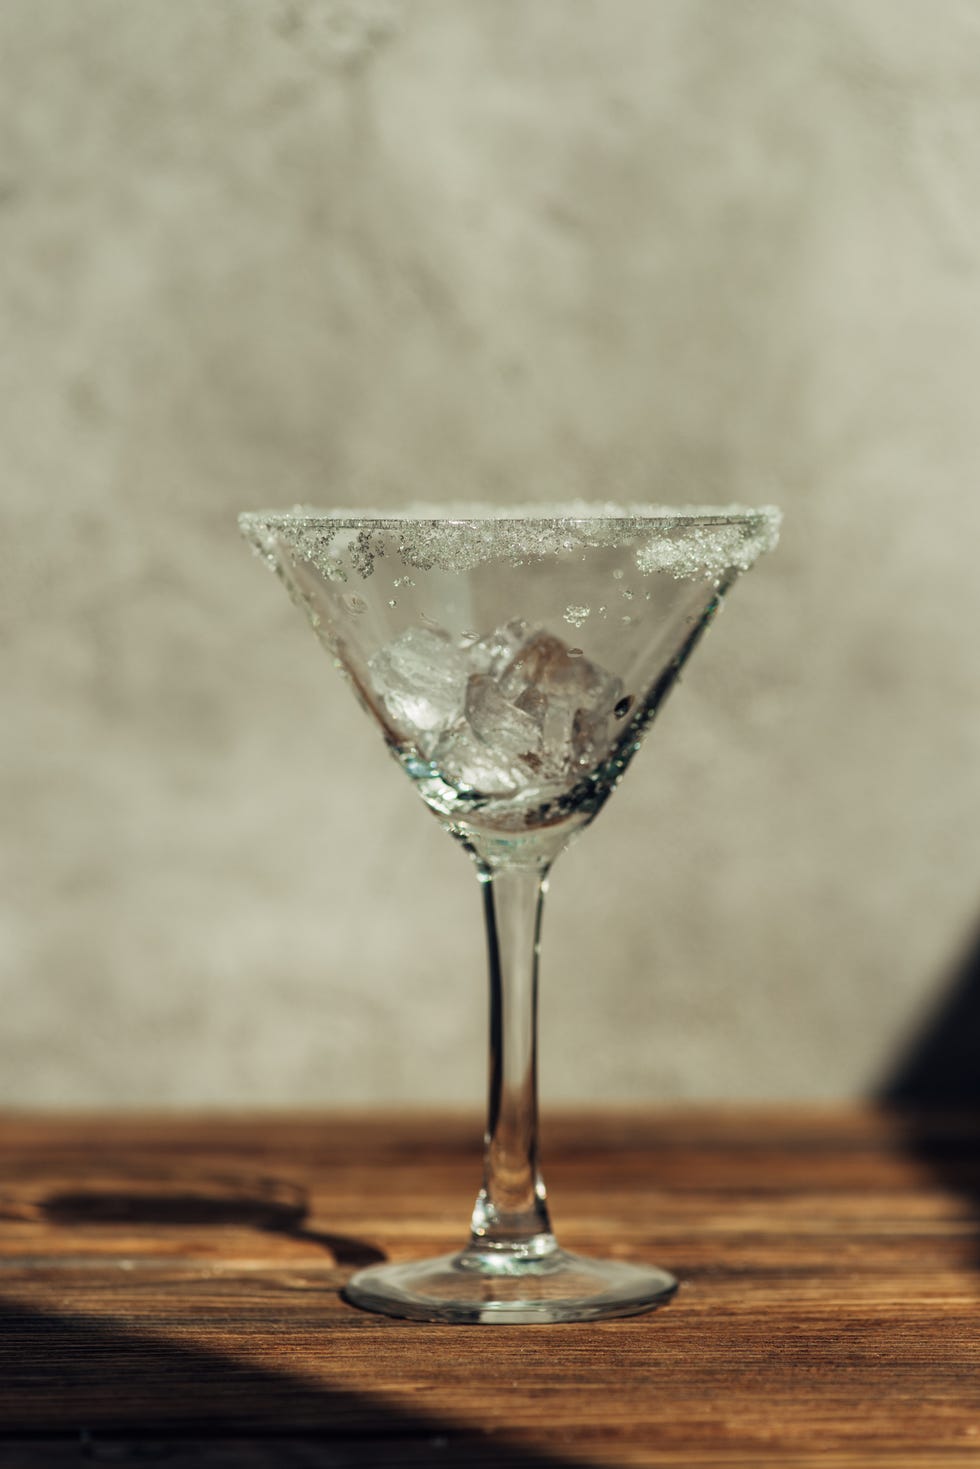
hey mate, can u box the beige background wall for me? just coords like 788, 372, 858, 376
4, 0, 979, 1106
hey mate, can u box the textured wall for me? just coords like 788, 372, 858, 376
4, 0, 979, 1106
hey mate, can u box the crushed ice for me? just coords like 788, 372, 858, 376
366, 619, 625, 798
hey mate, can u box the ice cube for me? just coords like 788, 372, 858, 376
367, 626, 468, 747
498, 632, 617, 710
464, 674, 543, 764
431, 720, 532, 797
468, 619, 529, 678
499, 631, 622, 777
430, 672, 544, 798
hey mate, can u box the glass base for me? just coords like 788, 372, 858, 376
343, 1246, 677, 1324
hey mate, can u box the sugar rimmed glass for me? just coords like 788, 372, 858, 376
240, 504, 779, 1323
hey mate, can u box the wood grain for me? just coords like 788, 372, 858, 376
0, 1109, 977, 1466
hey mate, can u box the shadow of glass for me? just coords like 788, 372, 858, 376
37, 1186, 385, 1269
877, 918, 980, 1267
0, 1296, 591, 1466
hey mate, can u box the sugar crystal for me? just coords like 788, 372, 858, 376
239, 504, 781, 582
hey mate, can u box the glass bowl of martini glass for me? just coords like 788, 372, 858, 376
239, 503, 780, 1323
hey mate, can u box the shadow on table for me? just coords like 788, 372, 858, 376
0, 1296, 589, 1467
38, 1184, 385, 1269
2, 1181, 593, 1466
877, 917, 980, 1264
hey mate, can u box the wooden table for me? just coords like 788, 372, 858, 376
0, 1109, 977, 1466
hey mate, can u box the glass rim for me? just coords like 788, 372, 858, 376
240, 503, 781, 532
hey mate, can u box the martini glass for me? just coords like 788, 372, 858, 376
239, 504, 779, 1323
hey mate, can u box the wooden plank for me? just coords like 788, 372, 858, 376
0, 1109, 976, 1467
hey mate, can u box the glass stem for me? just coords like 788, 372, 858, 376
468, 857, 556, 1259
